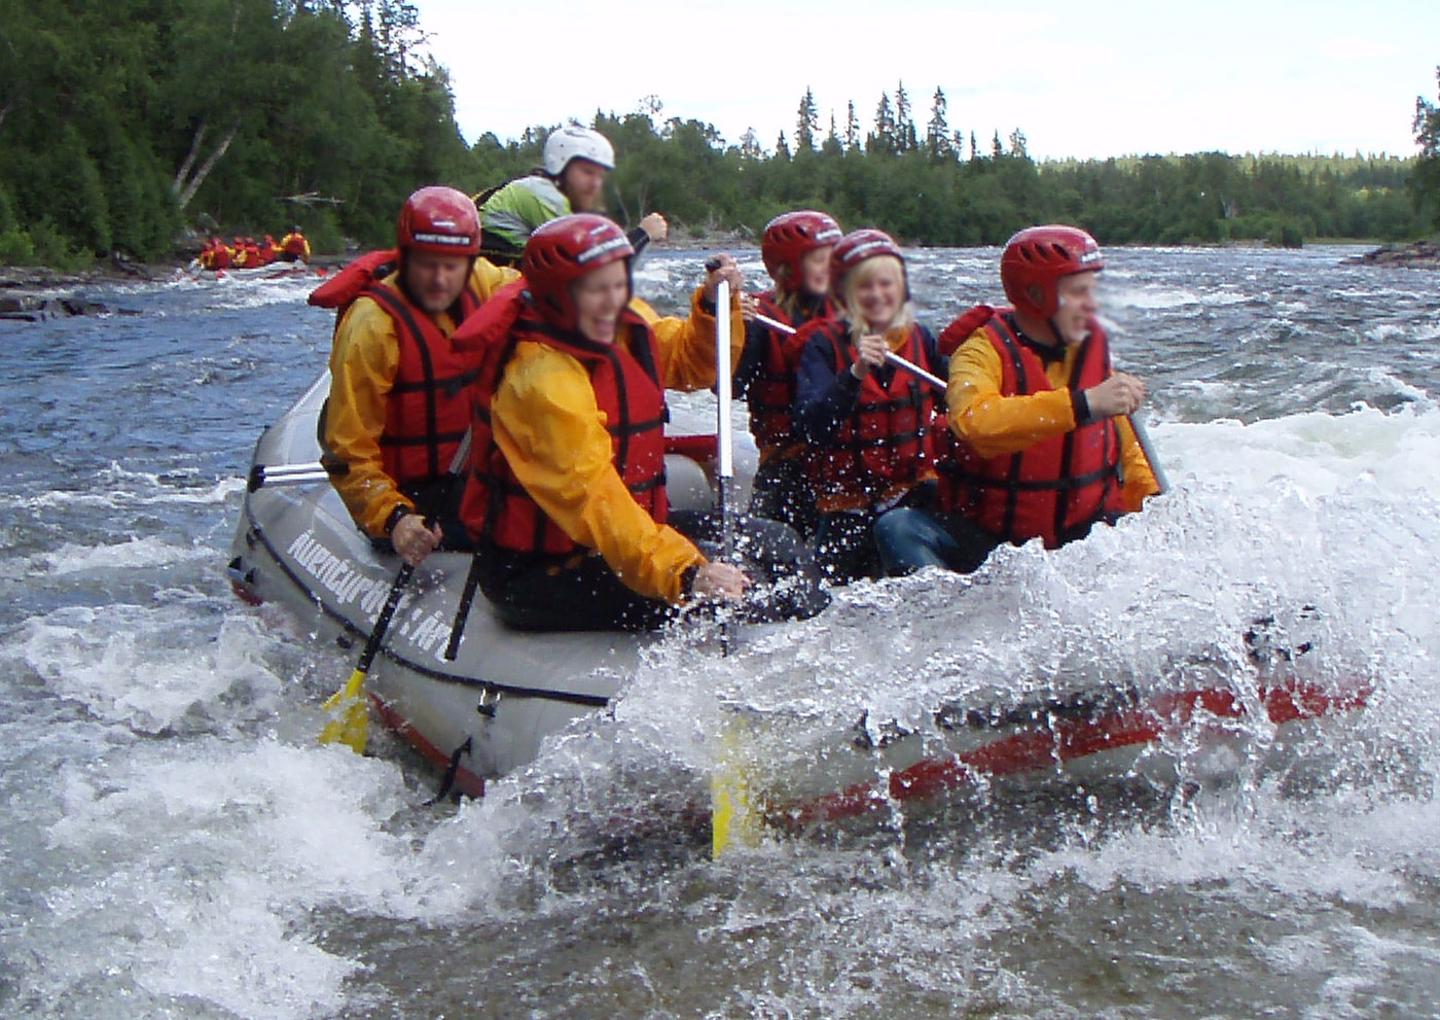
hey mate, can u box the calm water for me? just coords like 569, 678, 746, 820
2, 246, 1440, 1019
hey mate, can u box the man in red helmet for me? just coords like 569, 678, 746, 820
451, 214, 824, 631
315, 186, 520, 565
882, 224, 1158, 574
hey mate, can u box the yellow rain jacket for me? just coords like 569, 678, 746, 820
947, 332, 1158, 512
488, 288, 745, 604
324, 258, 519, 537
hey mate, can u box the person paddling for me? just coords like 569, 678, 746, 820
734, 210, 843, 539
477, 125, 667, 267
312, 186, 521, 565
454, 214, 826, 632
881, 224, 1160, 574
279, 225, 311, 262
792, 229, 948, 582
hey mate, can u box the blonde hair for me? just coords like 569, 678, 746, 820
769, 264, 803, 319
841, 254, 913, 344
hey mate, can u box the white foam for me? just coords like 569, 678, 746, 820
12, 607, 285, 734
37, 536, 213, 576
29, 738, 416, 1019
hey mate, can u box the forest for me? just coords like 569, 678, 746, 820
1, 0, 1435, 266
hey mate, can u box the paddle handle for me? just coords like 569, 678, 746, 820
752, 310, 795, 336
1127, 414, 1170, 495
715, 279, 735, 488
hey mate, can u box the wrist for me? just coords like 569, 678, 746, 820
383, 504, 412, 536
680, 562, 701, 599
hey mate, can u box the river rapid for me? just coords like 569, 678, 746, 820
2, 245, 1439, 1018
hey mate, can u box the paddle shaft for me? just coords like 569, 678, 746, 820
716, 279, 735, 549
356, 562, 414, 674
716, 279, 735, 654
332, 429, 472, 690
1127, 413, 1170, 494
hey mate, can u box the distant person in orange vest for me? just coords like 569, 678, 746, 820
260, 234, 280, 265
280, 226, 311, 262
208, 237, 231, 270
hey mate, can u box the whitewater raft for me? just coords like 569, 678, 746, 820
229, 371, 755, 796
230, 373, 1371, 819
185, 259, 316, 280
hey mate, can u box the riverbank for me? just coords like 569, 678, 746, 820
1341, 239, 1440, 269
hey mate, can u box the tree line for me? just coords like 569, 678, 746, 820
1, 2, 1435, 268
0, 0, 471, 267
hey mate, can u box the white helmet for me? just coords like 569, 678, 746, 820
543, 126, 615, 176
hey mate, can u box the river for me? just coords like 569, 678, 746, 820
2, 245, 1439, 1018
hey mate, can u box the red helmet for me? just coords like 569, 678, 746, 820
396, 186, 481, 256
522, 214, 634, 329
761, 210, 843, 281
830, 228, 906, 299
1000, 225, 1104, 320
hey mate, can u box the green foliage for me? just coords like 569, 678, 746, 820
0, 0, 474, 264
1412, 66, 1440, 230
0, 4, 1429, 267
0, 229, 36, 266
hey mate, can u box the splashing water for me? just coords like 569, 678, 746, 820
2, 246, 1439, 1018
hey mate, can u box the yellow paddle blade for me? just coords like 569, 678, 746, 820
711, 715, 762, 858
318, 668, 369, 753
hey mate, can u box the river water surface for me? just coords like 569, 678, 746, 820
2, 246, 1440, 1018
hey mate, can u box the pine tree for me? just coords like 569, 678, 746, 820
739, 127, 764, 160
775, 130, 791, 161
870, 92, 895, 155
894, 80, 917, 153
970, 130, 980, 163
795, 87, 818, 152
1008, 128, 1028, 159
1412, 66, 1440, 229
925, 86, 951, 160
845, 101, 861, 151
991, 130, 1005, 160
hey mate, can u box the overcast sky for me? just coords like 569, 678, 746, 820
417, 0, 1439, 160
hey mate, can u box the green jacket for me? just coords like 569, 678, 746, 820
479, 175, 569, 263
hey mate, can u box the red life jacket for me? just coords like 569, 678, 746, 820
210, 245, 230, 269
462, 300, 669, 559
310, 251, 481, 503
937, 308, 1125, 548
308, 249, 398, 320
284, 233, 308, 257
746, 290, 837, 458
804, 320, 940, 510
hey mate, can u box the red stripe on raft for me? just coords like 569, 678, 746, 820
369, 693, 487, 798
771, 679, 1371, 829
664, 434, 719, 463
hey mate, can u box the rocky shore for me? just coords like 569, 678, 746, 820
1341, 240, 1440, 270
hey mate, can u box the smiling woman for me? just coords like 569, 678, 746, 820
791, 228, 950, 582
